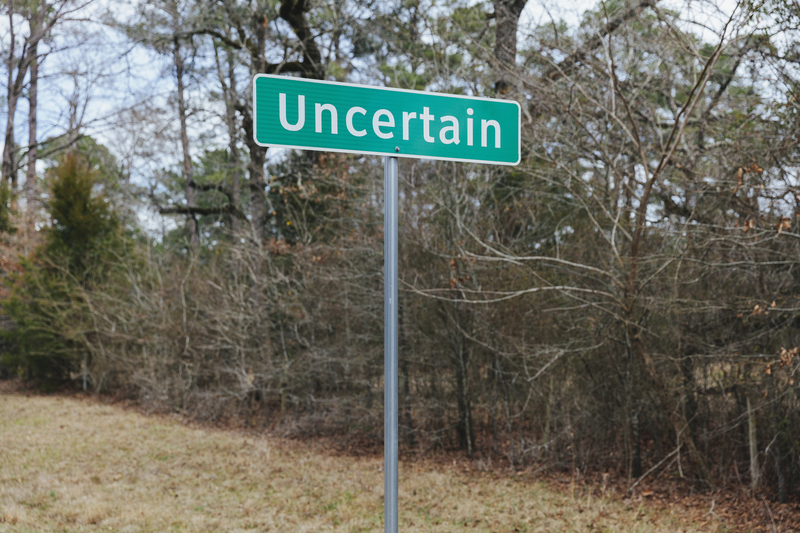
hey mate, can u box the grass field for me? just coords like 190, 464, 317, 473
0, 393, 729, 532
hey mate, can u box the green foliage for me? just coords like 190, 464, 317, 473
44, 152, 120, 279
0, 179, 16, 236
1, 256, 87, 380
152, 148, 245, 252
1, 153, 123, 381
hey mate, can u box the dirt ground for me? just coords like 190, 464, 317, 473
0, 392, 763, 532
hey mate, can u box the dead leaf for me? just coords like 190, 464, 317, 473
775, 218, 791, 235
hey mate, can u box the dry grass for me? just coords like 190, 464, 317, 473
0, 393, 730, 532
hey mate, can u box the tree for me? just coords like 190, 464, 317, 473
2, 152, 121, 380
3, 0, 799, 503
189, 0, 333, 237
492, 0, 527, 93
2, 0, 90, 186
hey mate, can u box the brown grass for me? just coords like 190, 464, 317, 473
0, 393, 731, 532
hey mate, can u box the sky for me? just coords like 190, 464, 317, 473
521, 0, 743, 39
0, 0, 750, 172
0, 0, 770, 237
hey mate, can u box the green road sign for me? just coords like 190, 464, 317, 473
253, 75, 520, 166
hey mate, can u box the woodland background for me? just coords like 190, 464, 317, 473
1, 0, 799, 505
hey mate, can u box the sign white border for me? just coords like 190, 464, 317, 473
252, 74, 522, 166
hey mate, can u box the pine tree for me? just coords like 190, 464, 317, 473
1, 153, 121, 382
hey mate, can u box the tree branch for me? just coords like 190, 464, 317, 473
544, 0, 658, 82
159, 204, 245, 219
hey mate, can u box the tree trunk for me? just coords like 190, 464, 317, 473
771, 399, 786, 503
491, 356, 500, 455
633, 333, 709, 480
401, 352, 414, 449
492, 0, 527, 94
747, 393, 759, 491
279, 323, 290, 422
767, 381, 787, 503
246, 133, 267, 235
501, 365, 515, 466
279, 0, 325, 80
631, 411, 642, 478
542, 373, 553, 460
214, 42, 242, 234
681, 350, 699, 448
173, 39, 198, 249
625, 328, 642, 479
211, 2, 327, 240
455, 338, 474, 457
240, 71, 266, 235
25, 39, 38, 224
3, 2, 21, 186
225, 49, 241, 234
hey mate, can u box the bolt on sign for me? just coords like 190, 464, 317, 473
253, 74, 521, 165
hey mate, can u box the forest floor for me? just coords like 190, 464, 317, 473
0, 389, 794, 532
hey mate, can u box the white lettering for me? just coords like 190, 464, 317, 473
402, 112, 417, 141
467, 108, 474, 146
420, 107, 435, 143
439, 116, 459, 145
481, 119, 501, 148
279, 93, 305, 132
373, 109, 395, 139
346, 107, 367, 137
315, 103, 338, 134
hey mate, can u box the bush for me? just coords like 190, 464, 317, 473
1, 153, 122, 381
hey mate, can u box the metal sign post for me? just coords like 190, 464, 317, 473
251, 74, 520, 533
384, 155, 399, 533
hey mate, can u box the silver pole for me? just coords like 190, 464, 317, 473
384, 155, 399, 533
